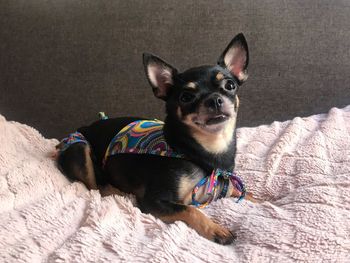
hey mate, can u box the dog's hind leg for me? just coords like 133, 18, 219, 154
57, 143, 98, 190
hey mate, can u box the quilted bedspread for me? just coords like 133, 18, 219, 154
0, 106, 350, 262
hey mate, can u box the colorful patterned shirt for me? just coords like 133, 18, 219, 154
103, 119, 184, 164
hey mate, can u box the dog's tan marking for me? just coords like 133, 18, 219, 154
159, 206, 235, 243
234, 95, 240, 111
216, 72, 224, 81
176, 107, 182, 119
178, 176, 197, 204
178, 174, 213, 205
83, 146, 98, 190
183, 114, 236, 154
186, 82, 197, 89
229, 187, 262, 203
69, 146, 97, 190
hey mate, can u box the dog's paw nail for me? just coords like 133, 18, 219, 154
229, 230, 238, 241
213, 229, 237, 245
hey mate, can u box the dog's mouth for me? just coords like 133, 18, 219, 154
204, 114, 229, 125
193, 113, 231, 133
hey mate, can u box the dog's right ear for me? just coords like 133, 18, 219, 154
217, 33, 249, 84
143, 53, 178, 100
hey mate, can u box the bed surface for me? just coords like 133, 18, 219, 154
1, 106, 349, 262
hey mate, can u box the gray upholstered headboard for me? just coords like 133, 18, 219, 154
1, 0, 350, 138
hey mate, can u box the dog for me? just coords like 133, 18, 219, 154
56, 33, 250, 245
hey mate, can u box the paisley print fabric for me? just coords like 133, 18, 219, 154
103, 120, 184, 164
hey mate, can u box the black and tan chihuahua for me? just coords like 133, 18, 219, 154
57, 33, 251, 245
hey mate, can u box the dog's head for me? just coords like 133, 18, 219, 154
143, 33, 249, 154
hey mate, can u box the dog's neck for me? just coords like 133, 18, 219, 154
163, 115, 237, 171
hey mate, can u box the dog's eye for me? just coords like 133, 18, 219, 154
179, 92, 195, 104
225, 81, 236, 91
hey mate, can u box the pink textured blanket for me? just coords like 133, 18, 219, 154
1, 107, 350, 262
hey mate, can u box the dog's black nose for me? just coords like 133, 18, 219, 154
205, 95, 224, 110
216, 97, 224, 107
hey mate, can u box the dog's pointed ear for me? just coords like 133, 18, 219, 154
143, 53, 178, 100
217, 33, 249, 83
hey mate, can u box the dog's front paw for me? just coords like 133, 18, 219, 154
210, 224, 237, 245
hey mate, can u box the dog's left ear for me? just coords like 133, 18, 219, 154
143, 53, 178, 100
218, 33, 249, 83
